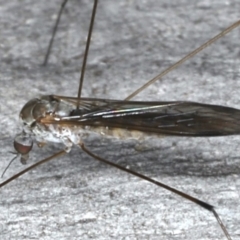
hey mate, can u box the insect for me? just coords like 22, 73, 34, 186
0, 0, 240, 239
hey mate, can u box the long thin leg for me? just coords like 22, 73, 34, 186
43, 0, 69, 66
79, 143, 232, 240
77, 0, 98, 105
125, 20, 240, 100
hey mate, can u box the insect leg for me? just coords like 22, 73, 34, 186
43, 0, 69, 66
79, 142, 232, 240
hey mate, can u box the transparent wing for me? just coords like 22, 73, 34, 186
45, 95, 240, 136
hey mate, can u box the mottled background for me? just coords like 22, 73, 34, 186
0, 0, 240, 239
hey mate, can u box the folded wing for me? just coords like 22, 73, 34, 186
50, 95, 240, 136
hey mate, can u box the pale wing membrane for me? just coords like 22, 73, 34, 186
52, 95, 240, 136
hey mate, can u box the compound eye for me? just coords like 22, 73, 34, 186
13, 134, 33, 155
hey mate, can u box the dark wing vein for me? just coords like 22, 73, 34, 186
52, 96, 240, 136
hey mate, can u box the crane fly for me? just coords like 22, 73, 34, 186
0, 0, 240, 239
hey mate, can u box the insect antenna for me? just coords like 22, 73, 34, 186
1, 152, 19, 178
0, 151, 66, 188
1, 2, 239, 239
0, 1, 98, 186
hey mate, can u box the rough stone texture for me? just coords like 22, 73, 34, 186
0, 0, 240, 239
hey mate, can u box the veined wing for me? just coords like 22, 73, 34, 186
48, 95, 240, 136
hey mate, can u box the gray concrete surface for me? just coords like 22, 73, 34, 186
0, 0, 240, 239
